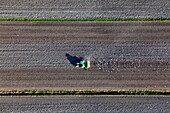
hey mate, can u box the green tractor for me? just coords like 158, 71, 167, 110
76, 60, 90, 69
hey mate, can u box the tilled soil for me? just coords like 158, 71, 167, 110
0, 67, 169, 90
0, 0, 170, 18
0, 96, 170, 112
0, 21, 170, 90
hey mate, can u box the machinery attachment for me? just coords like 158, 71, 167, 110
76, 60, 90, 69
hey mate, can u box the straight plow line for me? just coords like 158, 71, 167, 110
0, 17, 170, 21
0, 89, 169, 96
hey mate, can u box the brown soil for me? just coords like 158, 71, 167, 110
0, 21, 169, 90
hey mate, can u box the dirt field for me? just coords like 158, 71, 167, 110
1, 0, 170, 18
1, 96, 170, 112
0, 21, 170, 90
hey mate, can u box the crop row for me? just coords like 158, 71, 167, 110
0, 89, 169, 96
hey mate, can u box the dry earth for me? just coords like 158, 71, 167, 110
0, 96, 170, 112
0, 0, 170, 18
0, 21, 170, 90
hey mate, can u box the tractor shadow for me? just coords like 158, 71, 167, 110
65, 53, 84, 66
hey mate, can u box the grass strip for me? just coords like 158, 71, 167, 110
0, 89, 169, 96
0, 17, 170, 21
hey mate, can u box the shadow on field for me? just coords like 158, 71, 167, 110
65, 53, 84, 66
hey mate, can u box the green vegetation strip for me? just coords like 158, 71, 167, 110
0, 89, 169, 96
0, 17, 170, 21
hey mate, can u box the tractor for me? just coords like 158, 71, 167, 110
76, 60, 90, 69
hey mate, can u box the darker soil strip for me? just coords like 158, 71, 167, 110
0, 17, 170, 21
